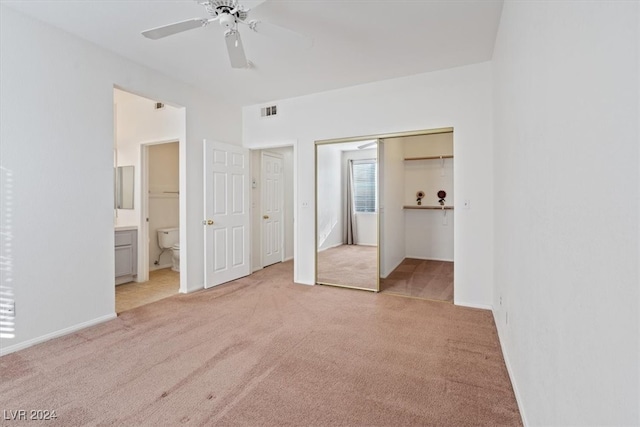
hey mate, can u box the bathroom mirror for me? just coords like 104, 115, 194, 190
115, 165, 134, 209
315, 140, 379, 291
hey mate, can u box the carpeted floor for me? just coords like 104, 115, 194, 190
381, 259, 454, 302
0, 261, 521, 426
317, 245, 378, 290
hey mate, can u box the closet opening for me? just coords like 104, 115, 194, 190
315, 128, 454, 302
378, 130, 454, 302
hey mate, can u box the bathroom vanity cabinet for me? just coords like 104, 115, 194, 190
115, 228, 137, 285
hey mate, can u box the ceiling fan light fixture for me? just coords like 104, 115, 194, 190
219, 13, 236, 28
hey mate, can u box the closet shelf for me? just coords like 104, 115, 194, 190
404, 155, 453, 161
403, 205, 454, 210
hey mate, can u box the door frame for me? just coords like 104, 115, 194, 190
247, 142, 297, 281
260, 151, 285, 268
139, 139, 181, 284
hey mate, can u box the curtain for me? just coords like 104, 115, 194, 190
345, 160, 358, 245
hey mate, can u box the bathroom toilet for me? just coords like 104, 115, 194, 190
157, 227, 180, 272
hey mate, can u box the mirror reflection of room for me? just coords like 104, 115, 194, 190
379, 131, 454, 302
316, 140, 378, 291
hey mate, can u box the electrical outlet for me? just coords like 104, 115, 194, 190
301, 200, 309, 208
499, 296, 502, 306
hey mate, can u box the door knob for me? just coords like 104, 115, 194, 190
263, 215, 269, 219
202, 219, 214, 225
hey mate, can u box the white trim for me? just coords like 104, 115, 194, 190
380, 257, 403, 279
0, 313, 117, 356
404, 255, 454, 262
150, 263, 172, 271
493, 310, 529, 427
139, 138, 182, 285
317, 242, 344, 252
454, 301, 492, 310
182, 282, 203, 294
244, 141, 298, 282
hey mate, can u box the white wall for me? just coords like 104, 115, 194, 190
400, 133, 454, 262
342, 148, 377, 246
244, 63, 494, 308
316, 144, 343, 250
0, 6, 241, 354
250, 147, 294, 272
380, 140, 406, 277
493, 1, 639, 425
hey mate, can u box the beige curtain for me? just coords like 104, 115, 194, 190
345, 160, 358, 244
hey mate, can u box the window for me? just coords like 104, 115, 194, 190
352, 159, 377, 213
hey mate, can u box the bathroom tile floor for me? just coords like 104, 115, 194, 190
115, 268, 179, 313
380, 259, 453, 302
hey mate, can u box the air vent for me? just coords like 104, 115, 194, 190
154, 102, 165, 110
261, 105, 277, 117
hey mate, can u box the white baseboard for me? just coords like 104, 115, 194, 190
455, 301, 493, 310
283, 256, 294, 262
0, 313, 117, 356
317, 242, 343, 252
150, 263, 172, 271
182, 283, 204, 294
405, 255, 454, 262
380, 257, 404, 279
493, 310, 528, 427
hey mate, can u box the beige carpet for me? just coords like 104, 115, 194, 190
317, 244, 378, 290
0, 261, 521, 426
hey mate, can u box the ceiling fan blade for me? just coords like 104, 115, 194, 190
224, 31, 249, 69
142, 18, 208, 40
240, 0, 268, 12
249, 20, 312, 50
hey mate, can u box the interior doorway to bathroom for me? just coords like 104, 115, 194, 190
113, 88, 185, 313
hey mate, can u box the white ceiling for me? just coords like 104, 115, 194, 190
4, 0, 504, 107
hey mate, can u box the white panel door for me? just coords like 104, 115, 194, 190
261, 152, 284, 267
204, 140, 250, 288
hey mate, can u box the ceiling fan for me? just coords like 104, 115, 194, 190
141, 0, 312, 69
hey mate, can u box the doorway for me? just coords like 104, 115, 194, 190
250, 146, 295, 274
113, 88, 185, 313
378, 131, 454, 302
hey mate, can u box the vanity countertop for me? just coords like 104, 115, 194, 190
115, 226, 138, 232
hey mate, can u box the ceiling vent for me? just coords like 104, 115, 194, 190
154, 102, 165, 110
261, 105, 277, 117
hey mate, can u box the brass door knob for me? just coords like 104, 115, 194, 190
263, 215, 269, 219
202, 219, 214, 225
